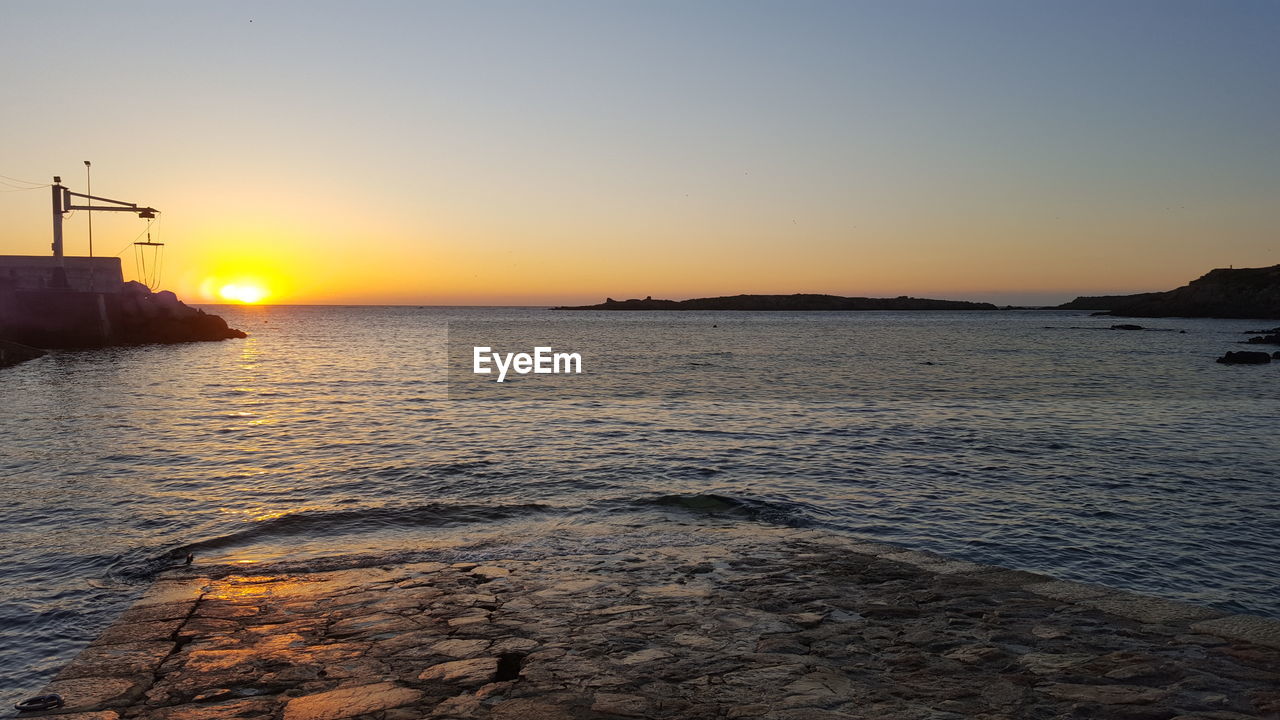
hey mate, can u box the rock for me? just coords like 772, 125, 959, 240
1191, 614, 1280, 649
54, 641, 175, 679
1080, 594, 1224, 624
1112, 324, 1144, 330
429, 694, 482, 717
942, 645, 1004, 664
148, 698, 276, 720
34, 523, 1280, 720
489, 699, 576, 720
1018, 652, 1093, 675
590, 692, 652, 717
41, 676, 149, 710
1216, 351, 1271, 365
328, 612, 419, 638
418, 657, 500, 686
90, 619, 184, 646
45, 713, 120, 720
1060, 265, 1280, 319
1040, 683, 1164, 705
0, 339, 46, 368
282, 683, 422, 720
490, 637, 540, 654
620, 648, 673, 665
1243, 333, 1280, 345
471, 566, 511, 581
790, 612, 827, 628
428, 639, 492, 658
591, 604, 654, 616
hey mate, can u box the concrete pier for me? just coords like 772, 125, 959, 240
16, 524, 1280, 719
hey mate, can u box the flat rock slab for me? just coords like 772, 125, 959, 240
54, 641, 175, 680
1194, 614, 1280, 649
40, 675, 150, 710
419, 657, 501, 686
283, 682, 423, 720
30, 523, 1280, 719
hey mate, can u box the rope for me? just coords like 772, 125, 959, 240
0, 173, 48, 188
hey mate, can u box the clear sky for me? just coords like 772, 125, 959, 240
1, 0, 1277, 305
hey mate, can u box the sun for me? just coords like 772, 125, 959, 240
218, 283, 268, 304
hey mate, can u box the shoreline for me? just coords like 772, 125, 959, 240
15, 523, 1280, 719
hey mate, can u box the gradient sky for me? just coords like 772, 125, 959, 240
1, 0, 1277, 305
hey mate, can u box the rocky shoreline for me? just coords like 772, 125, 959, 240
0, 281, 244, 351
14, 524, 1280, 720
556, 295, 998, 311
1060, 265, 1280, 319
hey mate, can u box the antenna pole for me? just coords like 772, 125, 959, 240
51, 178, 64, 258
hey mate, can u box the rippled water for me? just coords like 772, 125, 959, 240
2, 306, 1278, 705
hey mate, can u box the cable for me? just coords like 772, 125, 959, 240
0, 173, 47, 187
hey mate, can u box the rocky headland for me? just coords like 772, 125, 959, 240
0, 281, 245, 351
556, 294, 998, 311
1059, 265, 1280, 319
112, 282, 247, 345
18, 523, 1280, 720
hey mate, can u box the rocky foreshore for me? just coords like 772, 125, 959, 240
15, 524, 1280, 720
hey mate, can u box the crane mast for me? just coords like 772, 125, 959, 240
50, 176, 157, 258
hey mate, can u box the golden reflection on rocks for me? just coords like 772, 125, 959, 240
35, 524, 1280, 719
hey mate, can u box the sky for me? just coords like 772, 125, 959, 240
1, 0, 1277, 305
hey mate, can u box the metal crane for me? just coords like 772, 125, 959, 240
50, 175, 157, 259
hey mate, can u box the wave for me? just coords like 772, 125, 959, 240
181, 501, 552, 553
632, 493, 816, 527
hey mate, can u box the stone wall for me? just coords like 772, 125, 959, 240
0, 255, 124, 293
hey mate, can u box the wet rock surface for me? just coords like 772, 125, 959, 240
18, 526, 1280, 719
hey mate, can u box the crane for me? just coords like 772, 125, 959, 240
50, 175, 157, 259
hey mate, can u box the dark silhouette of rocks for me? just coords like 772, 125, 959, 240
1058, 293, 1161, 311
0, 280, 246, 349
1059, 265, 1280, 319
0, 339, 45, 368
1243, 334, 1280, 346
1110, 324, 1144, 330
114, 281, 247, 345
556, 293, 998, 311
1216, 351, 1272, 365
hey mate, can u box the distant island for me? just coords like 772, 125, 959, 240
555, 294, 999, 311
1058, 265, 1280, 319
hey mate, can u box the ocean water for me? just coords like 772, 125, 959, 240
1, 306, 1278, 705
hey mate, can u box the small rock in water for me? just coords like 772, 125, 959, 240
1111, 324, 1144, 330
1216, 351, 1271, 365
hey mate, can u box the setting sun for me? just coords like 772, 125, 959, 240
218, 283, 268, 304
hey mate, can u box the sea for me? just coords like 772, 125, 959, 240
1, 306, 1278, 706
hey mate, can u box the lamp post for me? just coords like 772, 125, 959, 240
85, 161, 93, 258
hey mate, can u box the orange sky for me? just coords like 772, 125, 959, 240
2, 3, 1277, 306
